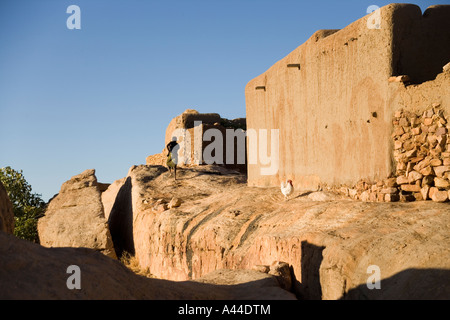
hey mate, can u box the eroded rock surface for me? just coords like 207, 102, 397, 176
109, 164, 449, 300
37, 169, 116, 259
0, 231, 295, 300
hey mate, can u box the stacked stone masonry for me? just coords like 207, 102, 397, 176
338, 104, 450, 203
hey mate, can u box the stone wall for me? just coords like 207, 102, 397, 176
391, 5, 450, 84
148, 109, 247, 173
337, 101, 449, 203
245, 3, 450, 190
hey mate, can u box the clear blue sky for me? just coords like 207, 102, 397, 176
0, 0, 444, 201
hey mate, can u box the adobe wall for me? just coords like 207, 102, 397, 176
245, 3, 450, 190
147, 109, 247, 173
391, 5, 450, 84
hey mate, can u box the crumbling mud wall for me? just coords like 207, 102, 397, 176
245, 3, 450, 191
148, 109, 247, 173
391, 5, 450, 84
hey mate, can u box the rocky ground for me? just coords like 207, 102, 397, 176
104, 164, 450, 299
2, 164, 449, 299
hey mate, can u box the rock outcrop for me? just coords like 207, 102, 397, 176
37, 169, 117, 259
0, 231, 295, 299
0, 181, 14, 234
109, 164, 449, 300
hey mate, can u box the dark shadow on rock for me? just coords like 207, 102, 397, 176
293, 191, 314, 199
340, 268, 450, 300
0, 231, 296, 300
107, 177, 134, 258
292, 241, 325, 300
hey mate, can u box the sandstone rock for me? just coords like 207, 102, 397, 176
396, 162, 407, 172
435, 127, 447, 136
423, 118, 434, 126
97, 183, 110, 193
168, 197, 182, 208
381, 187, 398, 194
377, 193, 385, 202
0, 182, 14, 234
339, 187, 349, 196
428, 124, 437, 133
153, 203, 168, 213
101, 177, 127, 220
421, 185, 430, 201
400, 184, 421, 193
252, 265, 270, 273
394, 140, 403, 150
434, 177, 450, 189
389, 75, 410, 83
146, 151, 167, 167
434, 166, 450, 178
437, 135, 447, 147
369, 192, 378, 202
407, 171, 423, 183
400, 133, 412, 142
393, 126, 404, 136
415, 132, 427, 143
411, 127, 421, 135
404, 148, 417, 158
0, 231, 295, 300
396, 176, 409, 185
427, 135, 438, 147
384, 178, 397, 187
425, 108, 435, 118
431, 190, 448, 203
414, 158, 430, 172
118, 164, 450, 300
359, 191, 370, 202
403, 140, 415, 151
409, 157, 424, 165
429, 187, 439, 199
419, 166, 434, 176
348, 189, 358, 198
443, 62, 450, 73
430, 159, 443, 167
37, 169, 117, 259
268, 261, 292, 292
413, 192, 423, 201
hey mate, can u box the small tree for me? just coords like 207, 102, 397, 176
0, 166, 45, 242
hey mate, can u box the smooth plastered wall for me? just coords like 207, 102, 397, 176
245, 3, 450, 189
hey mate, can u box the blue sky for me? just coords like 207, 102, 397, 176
0, 0, 444, 201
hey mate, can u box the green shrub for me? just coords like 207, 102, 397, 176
0, 166, 45, 242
